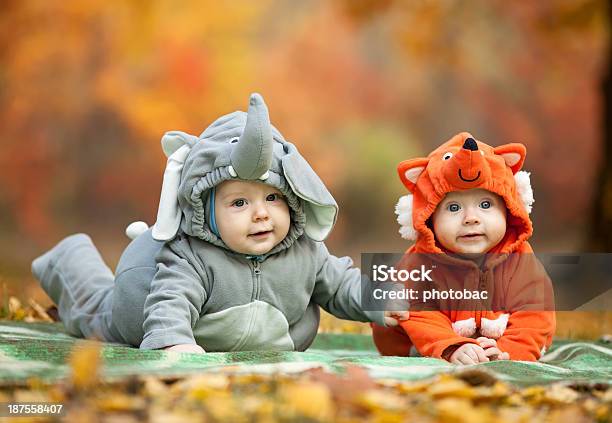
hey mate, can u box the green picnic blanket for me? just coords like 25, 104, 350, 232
1, 321, 610, 387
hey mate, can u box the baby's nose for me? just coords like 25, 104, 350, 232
463, 209, 481, 225
253, 203, 270, 220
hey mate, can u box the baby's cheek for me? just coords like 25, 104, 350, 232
490, 216, 507, 244
432, 221, 459, 250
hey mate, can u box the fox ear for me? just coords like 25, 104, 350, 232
398, 158, 429, 192
493, 143, 526, 174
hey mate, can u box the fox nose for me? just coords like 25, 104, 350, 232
444, 135, 490, 188
463, 137, 478, 151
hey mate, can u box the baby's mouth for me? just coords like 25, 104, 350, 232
249, 229, 274, 238
458, 233, 485, 240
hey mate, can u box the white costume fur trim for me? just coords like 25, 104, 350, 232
451, 314, 509, 339
395, 194, 418, 241
514, 171, 534, 214
480, 313, 509, 339
452, 318, 476, 337
396, 170, 534, 241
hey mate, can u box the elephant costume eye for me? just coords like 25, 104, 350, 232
443, 152, 453, 160
230, 138, 239, 144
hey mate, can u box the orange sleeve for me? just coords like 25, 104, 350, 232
400, 312, 479, 359
496, 248, 556, 360
496, 311, 555, 360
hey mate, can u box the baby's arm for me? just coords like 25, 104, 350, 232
311, 243, 387, 326
140, 241, 208, 351
400, 311, 480, 360
494, 311, 555, 360
494, 254, 556, 360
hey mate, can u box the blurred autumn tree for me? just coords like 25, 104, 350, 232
589, 0, 612, 251
335, 0, 608, 249
0, 0, 608, 296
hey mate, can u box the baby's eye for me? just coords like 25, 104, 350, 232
266, 193, 281, 202
480, 200, 492, 209
447, 203, 461, 212
232, 199, 246, 207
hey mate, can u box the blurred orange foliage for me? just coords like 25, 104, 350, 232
0, 1, 608, 290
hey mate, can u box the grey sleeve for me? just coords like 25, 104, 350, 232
311, 243, 386, 326
140, 243, 207, 350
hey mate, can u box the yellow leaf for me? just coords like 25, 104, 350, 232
543, 384, 580, 404
428, 375, 476, 399
357, 389, 406, 413
434, 398, 491, 423
143, 376, 169, 397
69, 341, 101, 391
473, 381, 511, 401
280, 380, 333, 421
96, 393, 146, 412
174, 374, 229, 399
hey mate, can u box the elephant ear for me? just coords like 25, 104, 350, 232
281, 145, 338, 242
493, 143, 526, 174
152, 131, 197, 240
161, 131, 198, 157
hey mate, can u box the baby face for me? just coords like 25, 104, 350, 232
215, 180, 290, 255
432, 189, 506, 255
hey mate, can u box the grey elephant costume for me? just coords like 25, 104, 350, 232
32, 94, 385, 351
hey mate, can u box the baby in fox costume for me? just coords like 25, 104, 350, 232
372, 132, 555, 364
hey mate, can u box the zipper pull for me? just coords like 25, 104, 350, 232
479, 272, 486, 290
253, 261, 261, 275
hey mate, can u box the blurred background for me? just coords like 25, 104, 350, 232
0, 1, 609, 334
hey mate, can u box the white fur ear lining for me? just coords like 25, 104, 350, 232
404, 167, 425, 184
514, 171, 534, 214
500, 152, 521, 167
395, 194, 417, 241
452, 318, 476, 337
480, 314, 509, 339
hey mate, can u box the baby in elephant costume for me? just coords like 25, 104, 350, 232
32, 94, 404, 353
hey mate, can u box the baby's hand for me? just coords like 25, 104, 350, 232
164, 344, 206, 354
383, 310, 409, 326
450, 343, 489, 365
476, 337, 510, 361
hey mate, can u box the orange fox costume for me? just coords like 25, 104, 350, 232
372, 132, 555, 361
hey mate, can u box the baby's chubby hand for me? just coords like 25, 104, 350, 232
164, 344, 206, 354
449, 343, 490, 365
383, 310, 409, 326
476, 337, 509, 361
